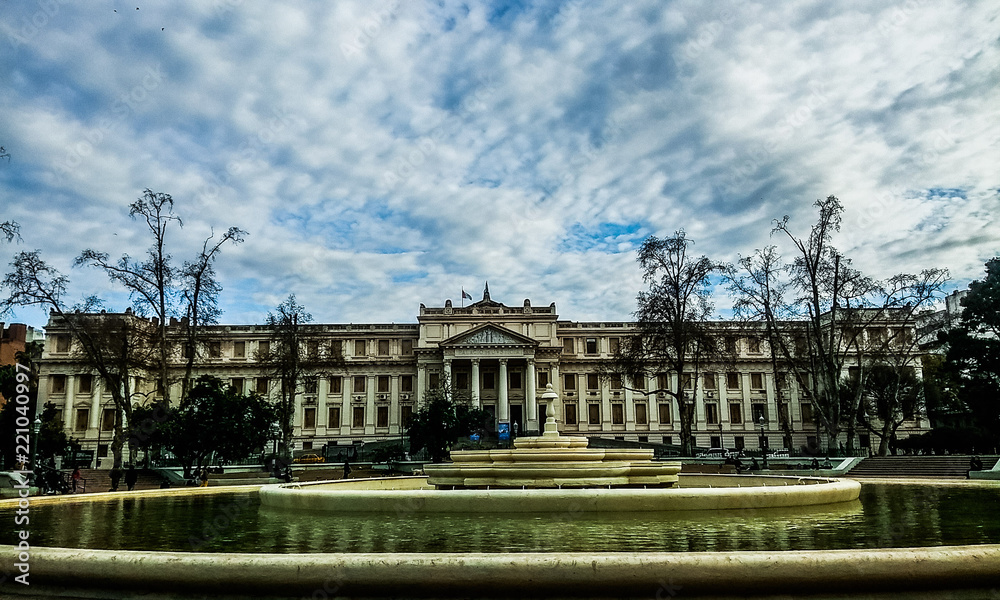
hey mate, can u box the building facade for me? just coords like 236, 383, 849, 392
36, 289, 931, 463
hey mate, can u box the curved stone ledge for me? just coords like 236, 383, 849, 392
3, 544, 998, 598
258, 474, 862, 513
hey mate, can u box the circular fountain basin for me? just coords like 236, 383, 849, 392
258, 473, 862, 513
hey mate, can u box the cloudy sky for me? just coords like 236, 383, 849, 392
1, 1, 997, 329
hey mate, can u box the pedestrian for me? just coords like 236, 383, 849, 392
109, 466, 123, 492
124, 465, 139, 491
199, 468, 210, 487
71, 467, 81, 493
343, 458, 352, 479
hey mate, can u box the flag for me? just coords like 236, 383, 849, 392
462, 288, 473, 301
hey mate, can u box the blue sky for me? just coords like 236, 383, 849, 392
1, 1, 998, 329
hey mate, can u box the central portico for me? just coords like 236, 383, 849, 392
416, 284, 562, 435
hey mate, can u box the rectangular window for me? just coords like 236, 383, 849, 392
658, 403, 671, 424
401, 339, 413, 355
585, 338, 598, 354
307, 341, 319, 358
355, 340, 366, 356
303, 376, 317, 394
734, 436, 745, 451
657, 374, 669, 391
706, 403, 719, 425
78, 374, 93, 394
564, 403, 578, 425
377, 376, 389, 393
75, 408, 89, 432
703, 373, 716, 390
256, 377, 269, 394
330, 376, 342, 394
612, 403, 624, 424
610, 374, 622, 390
682, 373, 693, 389
509, 371, 522, 389
376, 406, 389, 428
776, 372, 788, 389
352, 407, 365, 428
751, 373, 764, 390
729, 403, 743, 424
632, 375, 646, 390
563, 338, 575, 353
303, 407, 316, 429
727, 372, 740, 390
231, 378, 245, 393
587, 373, 599, 390
725, 336, 737, 354
457, 371, 469, 390
233, 341, 246, 358
662, 435, 672, 445
635, 402, 648, 425
51, 375, 66, 394
401, 405, 413, 428
378, 340, 390, 356
55, 335, 71, 353
563, 373, 576, 390
258, 341, 270, 357
537, 370, 549, 388
800, 403, 814, 424
302, 441, 313, 451
328, 406, 341, 428
588, 404, 600, 425
609, 337, 620, 354
353, 376, 366, 393
209, 342, 221, 358
751, 403, 768, 423
401, 375, 413, 393
747, 337, 761, 354
101, 408, 115, 431
482, 372, 494, 389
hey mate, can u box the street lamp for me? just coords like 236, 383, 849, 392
31, 416, 42, 470
758, 415, 769, 470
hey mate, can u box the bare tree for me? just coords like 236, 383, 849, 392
178, 227, 247, 398
1, 251, 154, 468
1, 221, 19, 244
256, 295, 342, 456
610, 231, 722, 456
76, 190, 181, 406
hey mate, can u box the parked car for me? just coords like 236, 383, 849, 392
293, 453, 325, 464
0, 471, 39, 497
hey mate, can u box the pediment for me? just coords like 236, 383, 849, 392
441, 324, 538, 347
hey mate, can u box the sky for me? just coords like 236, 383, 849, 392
1, 1, 998, 330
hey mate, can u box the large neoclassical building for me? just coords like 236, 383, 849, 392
37, 287, 930, 462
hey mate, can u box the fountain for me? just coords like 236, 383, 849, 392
2, 384, 999, 598
258, 384, 860, 513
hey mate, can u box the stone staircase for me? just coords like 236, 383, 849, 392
846, 455, 999, 479
68, 468, 167, 493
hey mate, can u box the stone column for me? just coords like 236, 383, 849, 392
443, 358, 452, 385
416, 364, 426, 405
471, 359, 481, 408
64, 375, 75, 433
498, 358, 509, 423
317, 376, 329, 435
365, 375, 376, 435
389, 375, 400, 433
549, 364, 560, 422
526, 358, 537, 432
89, 378, 102, 431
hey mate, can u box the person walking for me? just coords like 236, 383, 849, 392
199, 468, 210, 487
71, 467, 82, 493
343, 458, 352, 479
109, 466, 123, 492
124, 465, 139, 491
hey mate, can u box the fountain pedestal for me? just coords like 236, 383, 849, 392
424, 384, 681, 489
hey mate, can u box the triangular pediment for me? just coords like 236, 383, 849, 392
441, 323, 538, 347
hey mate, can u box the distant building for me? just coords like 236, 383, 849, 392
36, 287, 930, 465
0, 322, 35, 366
